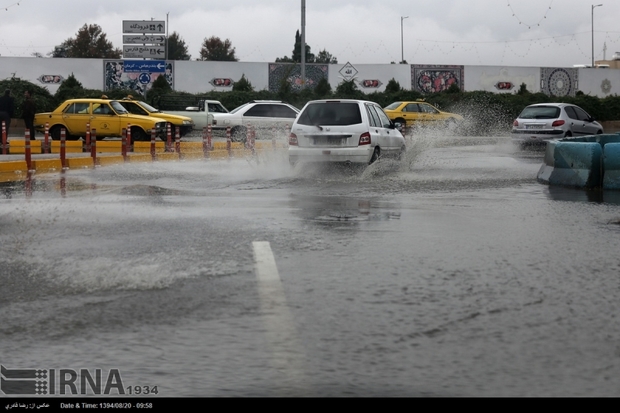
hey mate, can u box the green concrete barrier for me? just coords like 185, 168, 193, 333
537, 133, 620, 189
603, 143, 620, 190
537, 141, 603, 188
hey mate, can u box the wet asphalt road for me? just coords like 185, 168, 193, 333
1, 134, 620, 397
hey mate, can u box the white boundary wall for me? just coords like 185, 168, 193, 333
1, 57, 619, 98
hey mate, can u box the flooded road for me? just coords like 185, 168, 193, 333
1, 135, 620, 396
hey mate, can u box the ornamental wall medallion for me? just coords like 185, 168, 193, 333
540, 67, 578, 97
494, 81, 514, 90
601, 79, 612, 94
359, 79, 382, 88
210, 78, 234, 87
38, 75, 64, 84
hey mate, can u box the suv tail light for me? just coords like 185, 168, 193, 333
358, 132, 371, 145
289, 133, 298, 146
551, 120, 565, 127
513, 120, 519, 126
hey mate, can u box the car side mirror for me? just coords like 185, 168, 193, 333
393, 121, 404, 132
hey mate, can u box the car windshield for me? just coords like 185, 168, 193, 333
519, 106, 561, 119
230, 103, 250, 114
385, 102, 403, 110
136, 101, 159, 113
110, 101, 129, 114
208, 103, 229, 113
297, 102, 362, 126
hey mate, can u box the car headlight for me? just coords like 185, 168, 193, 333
182, 120, 192, 125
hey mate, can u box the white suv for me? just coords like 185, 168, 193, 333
213, 100, 299, 140
289, 99, 406, 166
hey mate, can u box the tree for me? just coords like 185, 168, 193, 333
292, 30, 314, 63
276, 30, 336, 64
232, 74, 253, 92
0, 77, 55, 115
147, 74, 173, 106
335, 79, 364, 99
314, 49, 337, 64
54, 73, 84, 102
385, 78, 402, 94
314, 78, 332, 98
54, 73, 104, 101
517, 82, 529, 95
198, 37, 238, 61
53, 24, 121, 58
167, 32, 191, 60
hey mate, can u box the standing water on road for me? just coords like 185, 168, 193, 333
1, 134, 620, 397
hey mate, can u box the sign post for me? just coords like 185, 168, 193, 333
122, 20, 166, 59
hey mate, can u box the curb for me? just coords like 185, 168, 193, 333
0, 140, 287, 183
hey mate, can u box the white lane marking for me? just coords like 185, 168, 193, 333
253, 241, 282, 282
253, 241, 291, 313
252, 241, 307, 390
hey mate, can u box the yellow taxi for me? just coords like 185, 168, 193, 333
34, 98, 168, 141
383, 101, 463, 127
118, 96, 195, 137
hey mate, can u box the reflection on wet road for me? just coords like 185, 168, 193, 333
1, 135, 620, 396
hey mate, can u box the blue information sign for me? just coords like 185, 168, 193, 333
123, 60, 166, 73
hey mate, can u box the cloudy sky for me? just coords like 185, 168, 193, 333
1, 0, 619, 67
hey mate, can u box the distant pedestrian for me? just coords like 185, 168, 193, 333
22, 89, 36, 140
0, 89, 14, 136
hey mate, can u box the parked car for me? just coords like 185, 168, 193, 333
288, 99, 406, 166
511, 103, 603, 145
383, 101, 463, 127
204, 100, 230, 130
205, 100, 229, 114
215, 100, 299, 140
118, 97, 195, 137
34, 98, 168, 141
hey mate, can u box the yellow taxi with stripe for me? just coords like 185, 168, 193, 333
34, 98, 168, 141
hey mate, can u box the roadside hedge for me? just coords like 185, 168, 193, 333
3, 76, 620, 135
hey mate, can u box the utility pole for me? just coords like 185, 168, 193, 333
401, 16, 409, 64
591, 4, 603, 67
301, 0, 306, 89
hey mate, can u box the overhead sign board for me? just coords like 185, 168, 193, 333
122, 20, 165, 34
123, 35, 166, 45
123, 46, 166, 59
123, 60, 166, 73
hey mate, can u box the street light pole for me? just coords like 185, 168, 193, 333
301, 0, 306, 89
592, 4, 603, 67
401, 16, 408, 64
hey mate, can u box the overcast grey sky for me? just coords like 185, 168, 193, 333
1, 0, 619, 67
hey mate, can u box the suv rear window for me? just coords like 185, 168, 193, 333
297, 102, 362, 126
519, 106, 561, 119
